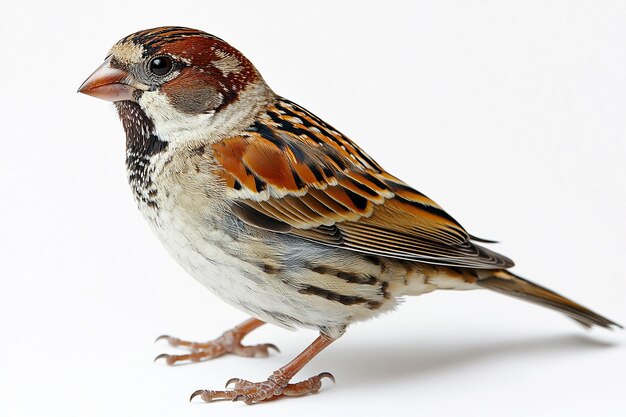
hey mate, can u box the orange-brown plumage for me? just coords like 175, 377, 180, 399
212, 97, 513, 268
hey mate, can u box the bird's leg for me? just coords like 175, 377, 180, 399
155, 318, 278, 365
190, 333, 336, 404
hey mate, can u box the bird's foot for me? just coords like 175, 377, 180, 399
189, 370, 335, 404
154, 329, 279, 365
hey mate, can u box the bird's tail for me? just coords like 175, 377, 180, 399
476, 270, 622, 330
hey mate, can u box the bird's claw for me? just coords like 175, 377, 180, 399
190, 372, 335, 404
153, 353, 174, 364
154, 334, 182, 347
317, 372, 336, 384
153, 330, 279, 365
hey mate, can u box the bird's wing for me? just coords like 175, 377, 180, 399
212, 98, 513, 269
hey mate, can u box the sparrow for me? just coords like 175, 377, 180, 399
78, 26, 621, 404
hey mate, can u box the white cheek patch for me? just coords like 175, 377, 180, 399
138, 90, 216, 145
136, 80, 273, 147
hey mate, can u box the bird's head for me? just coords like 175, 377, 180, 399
78, 27, 273, 145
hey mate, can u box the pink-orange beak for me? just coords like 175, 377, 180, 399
78, 57, 136, 102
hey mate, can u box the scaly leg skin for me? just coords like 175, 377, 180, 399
190, 334, 336, 404
154, 318, 279, 365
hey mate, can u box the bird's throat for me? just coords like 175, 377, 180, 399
115, 100, 168, 211
115, 101, 168, 158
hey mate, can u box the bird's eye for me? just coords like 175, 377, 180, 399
149, 56, 173, 76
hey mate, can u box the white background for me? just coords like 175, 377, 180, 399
1, 1, 625, 416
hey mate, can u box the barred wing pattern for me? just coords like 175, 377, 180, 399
212, 98, 513, 269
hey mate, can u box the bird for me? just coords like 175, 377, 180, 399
78, 26, 621, 405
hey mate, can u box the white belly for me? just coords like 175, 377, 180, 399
145, 202, 359, 338
151, 212, 287, 325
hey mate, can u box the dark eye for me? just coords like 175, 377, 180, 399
149, 56, 173, 76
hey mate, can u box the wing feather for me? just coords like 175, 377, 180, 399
212, 97, 514, 269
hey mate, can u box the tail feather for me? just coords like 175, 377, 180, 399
477, 270, 622, 330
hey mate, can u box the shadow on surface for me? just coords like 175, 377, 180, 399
324, 334, 619, 389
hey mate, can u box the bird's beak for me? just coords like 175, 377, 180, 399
78, 57, 137, 102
